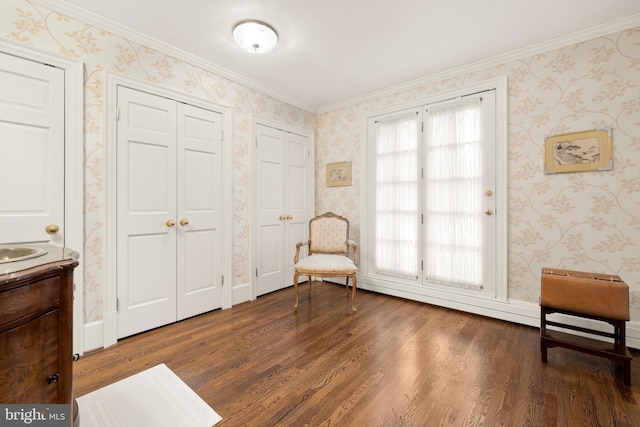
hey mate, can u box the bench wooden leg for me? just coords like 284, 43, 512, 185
540, 306, 548, 363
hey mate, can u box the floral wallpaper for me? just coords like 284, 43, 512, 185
317, 27, 640, 321
0, 0, 315, 325
2, 0, 639, 337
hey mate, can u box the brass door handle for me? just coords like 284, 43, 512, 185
166, 219, 176, 227
485, 209, 494, 216
179, 218, 189, 226
286, 215, 293, 220
45, 224, 59, 235
279, 215, 285, 221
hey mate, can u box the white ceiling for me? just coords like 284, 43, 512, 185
53, 0, 640, 111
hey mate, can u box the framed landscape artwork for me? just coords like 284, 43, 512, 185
326, 161, 352, 187
543, 128, 613, 174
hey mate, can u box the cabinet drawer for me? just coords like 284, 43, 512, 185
0, 277, 60, 328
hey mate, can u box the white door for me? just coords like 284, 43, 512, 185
176, 103, 222, 320
117, 87, 178, 338
422, 91, 496, 296
0, 53, 64, 246
283, 131, 312, 287
255, 124, 312, 296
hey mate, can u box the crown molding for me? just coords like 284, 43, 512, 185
22, 2, 640, 116
318, 13, 640, 114
30, 0, 317, 113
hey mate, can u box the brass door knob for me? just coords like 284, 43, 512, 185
279, 215, 285, 221
286, 215, 293, 220
179, 218, 189, 226
166, 219, 176, 227
45, 224, 59, 234
485, 209, 494, 216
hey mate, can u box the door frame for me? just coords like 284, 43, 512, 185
0, 39, 84, 354
104, 72, 232, 348
249, 116, 315, 303
358, 76, 509, 303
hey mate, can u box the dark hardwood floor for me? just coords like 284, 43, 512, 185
73, 281, 640, 426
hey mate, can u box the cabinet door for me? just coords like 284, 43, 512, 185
0, 52, 65, 246
0, 312, 59, 403
117, 87, 178, 339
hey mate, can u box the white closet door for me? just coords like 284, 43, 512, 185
176, 103, 222, 320
117, 87, 177, 338
256, 124, 285, 296
284, 132, 312, 286
255, 124, 313, 296
0, 52, 64, 245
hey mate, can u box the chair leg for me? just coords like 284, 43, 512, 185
293, 272, 300, 311
308, 276, 312, 296
350, 274, 357, 313
345, 276, 350, 295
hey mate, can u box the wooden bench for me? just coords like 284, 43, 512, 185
540, 268, 632, 386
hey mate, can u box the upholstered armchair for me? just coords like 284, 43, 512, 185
293, 212, 358, 312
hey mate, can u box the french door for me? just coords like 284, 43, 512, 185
367, 90, 497, 298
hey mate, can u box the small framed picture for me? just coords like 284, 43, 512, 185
543, 128, 613, 174
326, 161, 351, 187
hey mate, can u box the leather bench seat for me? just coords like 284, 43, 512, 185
541, 268, 629, 320
540, 267, 632, 385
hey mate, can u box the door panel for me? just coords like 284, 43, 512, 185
117, 87, 177, 338
256, 125, 285, 295
284, 132, 311, 285
176, 103, 222, 320
0, 53, 64, 245
422, 91, 496, 297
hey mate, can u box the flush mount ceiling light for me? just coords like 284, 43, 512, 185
233, 20, 278, 54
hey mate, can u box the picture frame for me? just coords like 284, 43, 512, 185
543, 128, 613, 174
326, 161, 352, 187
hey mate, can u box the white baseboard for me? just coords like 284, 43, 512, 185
357, 276, 640, 350
81, 277, 640, 352
232, 282, 253, 305
83, 320, 104, 353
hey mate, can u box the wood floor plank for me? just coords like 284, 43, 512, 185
73, 281, 640, 426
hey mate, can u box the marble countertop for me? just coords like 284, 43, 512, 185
0, 244, 79, 277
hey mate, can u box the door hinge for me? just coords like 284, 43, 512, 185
421, 214, 423, 224
421, 260, 423, 271
221, 130, 224, 142
116, 298, 119, 312
116, 106, 120, 121
421, 121, 424, 132
256, 268, 258, 277
221, 275, 224, 286
256, 137, 259, 148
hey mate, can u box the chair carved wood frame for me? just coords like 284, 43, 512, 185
293, 212, 358, 313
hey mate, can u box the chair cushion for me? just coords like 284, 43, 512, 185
310, 217, 348, 253
295, 254, 356, 274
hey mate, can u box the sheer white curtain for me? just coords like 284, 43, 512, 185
374, 111, 420, 278
424, 97, 483, 289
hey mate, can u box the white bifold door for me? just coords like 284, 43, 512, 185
116, 86, 222, 338
0, 52, 64, 246
255, 124, 313, 296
